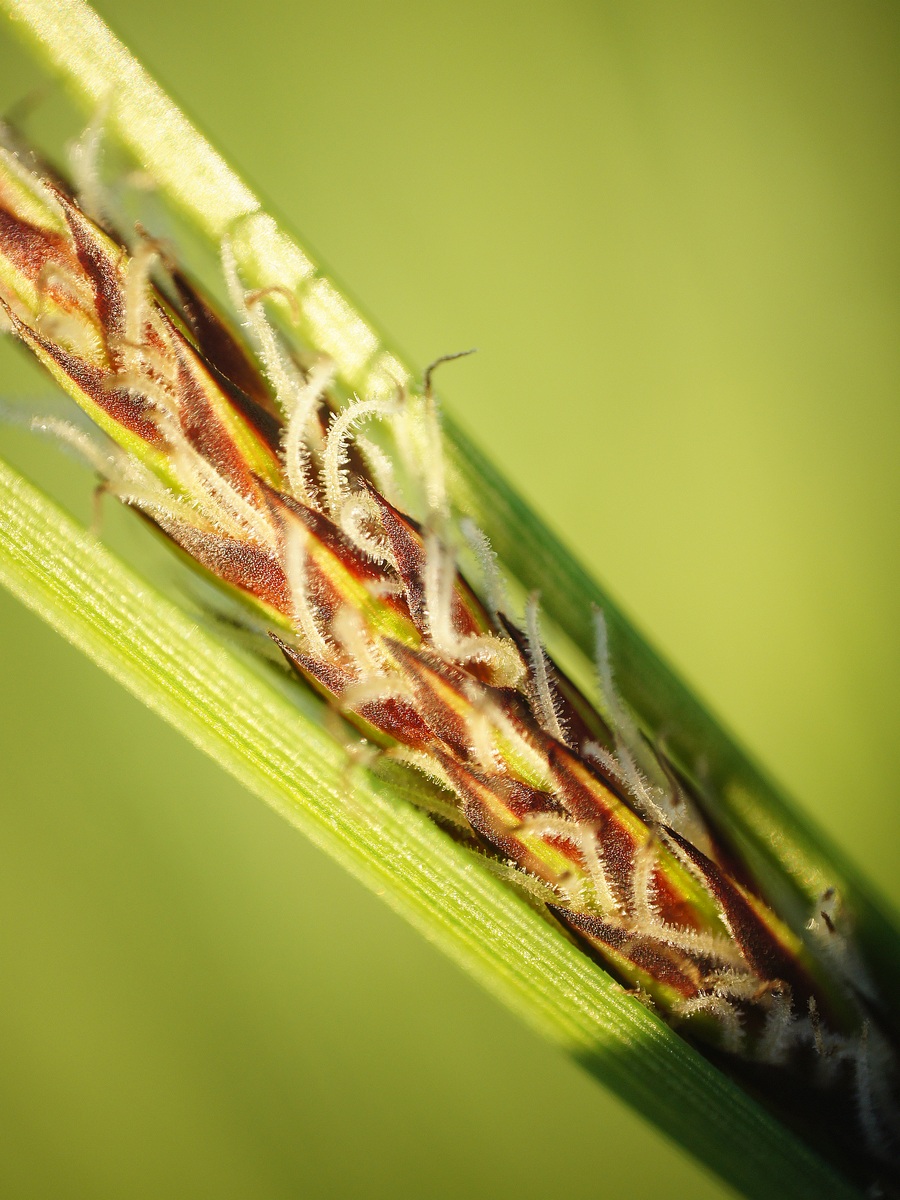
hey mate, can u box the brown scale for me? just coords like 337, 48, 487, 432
354, 696, 439, 750
55, 190, 126, 338
273, 639, 354, 697
497, 612, 610, 753
172, 341, 268, 500
433, 752, 577, 876
4, 308, 164, 446
0, 203, 72, 282
557, 907, 709, 999
163, 272, 287, 460
156, 519, 291, 615
278, 547, 396, 655
273, 636, 436, 753
363, 484, 492, 642
169, 269, 278, 415
384, 640, 479, 761
664, 828, 820, 1013
204, 356, 285, 459
544, 741, 641, 911
261, 484, 407, 595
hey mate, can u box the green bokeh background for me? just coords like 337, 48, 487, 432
0, 2, 898, 1196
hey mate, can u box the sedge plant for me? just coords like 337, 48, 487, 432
0, 2, 897, 1197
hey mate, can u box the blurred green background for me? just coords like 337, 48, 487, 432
0, 2, 898, 1196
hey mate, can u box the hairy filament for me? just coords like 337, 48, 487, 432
524, 593, 566, 743
323, 396, 395, 521
283, 356, 333, 503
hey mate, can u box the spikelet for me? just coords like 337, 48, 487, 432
0, 126, 896, 1169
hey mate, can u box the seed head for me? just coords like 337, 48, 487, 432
0, 126, 895, 1164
